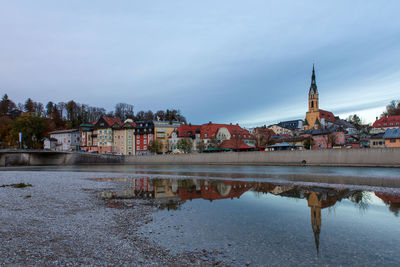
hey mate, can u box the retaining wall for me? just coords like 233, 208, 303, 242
124, 148, 400, 167
1, 148, 400, 167
0, 151, 124, 167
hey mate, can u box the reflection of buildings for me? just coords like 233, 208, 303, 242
254, 182, 350, 254
177, 180, 251, 201
375, 192, 400, 217
100, 177, 384, 254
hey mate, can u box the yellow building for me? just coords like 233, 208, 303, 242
112, 119, 136, 155
153, 121, 181, 153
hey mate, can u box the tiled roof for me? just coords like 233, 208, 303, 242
383, 128, 400, 139
370, 132, 385, 139
372, 115, 400, 128
176, 124, 201, 137
49, 129, 79, 134
319, 109, 336, 122
252, 127, 275, 136
103, 116, 122, 127
200, 123, 252, 139
218, 139, 253, 150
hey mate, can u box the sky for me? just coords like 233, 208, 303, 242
1, 0, 399, 126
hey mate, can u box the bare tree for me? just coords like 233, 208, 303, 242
114, 103, 134, 121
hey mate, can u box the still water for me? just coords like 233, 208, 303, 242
5, 165, 400, 266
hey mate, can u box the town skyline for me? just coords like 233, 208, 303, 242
2, 1, 399, 126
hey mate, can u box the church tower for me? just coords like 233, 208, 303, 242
309, 65, 319, 112
304, 65, 321, 130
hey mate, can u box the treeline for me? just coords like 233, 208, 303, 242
381, 100, 400, 117
0, 94, 186, 149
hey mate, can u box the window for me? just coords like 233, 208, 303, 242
390, 123, 393, 126
115, 135, 117, 139
128, 146, 132, 150
128, 135, 132, 139
137, 140, 140, 144
121, 146, 124, 150
144, 145, 147, 150
137, 146, 140, 150
390, 139, 396, 143
128, 140, 131, 145
144, 140, 147, 144
144, 134, 147, 138
114, 142, 117, 145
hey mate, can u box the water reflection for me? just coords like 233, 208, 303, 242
99, 177, 400, 255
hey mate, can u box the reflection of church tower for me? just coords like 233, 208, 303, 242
304, 65, 321, 130
307, 192, 322, 255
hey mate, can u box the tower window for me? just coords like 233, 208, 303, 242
311, 101, 314, 108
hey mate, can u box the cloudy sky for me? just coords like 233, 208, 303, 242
1, 0, 399, 126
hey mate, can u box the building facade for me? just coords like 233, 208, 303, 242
268, 124, 292, 136
370, 132, 385, 148
153, 121, 181, 153
135, 120, 154, 155
383, 128, 400, 148
80, 123, 97, 152
49, 129, 81, 151
93, 117, 122, 154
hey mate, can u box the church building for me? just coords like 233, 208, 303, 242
304, 65, 336, 130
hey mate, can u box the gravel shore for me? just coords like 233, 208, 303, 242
0, 171, 228, 266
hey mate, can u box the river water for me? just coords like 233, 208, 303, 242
2, 165, 400, 266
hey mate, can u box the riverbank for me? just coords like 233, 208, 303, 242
2, 168, 400, 266
0, 171, 224, 266
1, 148, 400, 167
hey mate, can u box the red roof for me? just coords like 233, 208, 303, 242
176, 124, 201, 137
200, 123, 253, 139
372, 115, 400, 128
375, 192, 400, 204
177, 181, 250, 201
103, 116, 122, 126
319, 109, 336, 122
253, 127, 276, 136
218, 139, 253, 150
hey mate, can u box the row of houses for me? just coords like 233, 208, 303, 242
44, 116, 256, 155
44, 114, 400, 154
253, 115, 400, 151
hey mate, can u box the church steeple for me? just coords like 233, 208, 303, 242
309, 64, 318, 94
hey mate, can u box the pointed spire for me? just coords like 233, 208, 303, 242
310, 64, 318, 94
313, 225, 320, 256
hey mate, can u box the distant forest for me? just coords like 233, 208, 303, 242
0, 94, 186, 149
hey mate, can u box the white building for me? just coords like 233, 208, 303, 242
49, 129, 81, 151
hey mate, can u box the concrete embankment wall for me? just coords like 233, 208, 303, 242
0, 151, 124, 167
124, 148, 400, 167
1, 148, 400, 167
